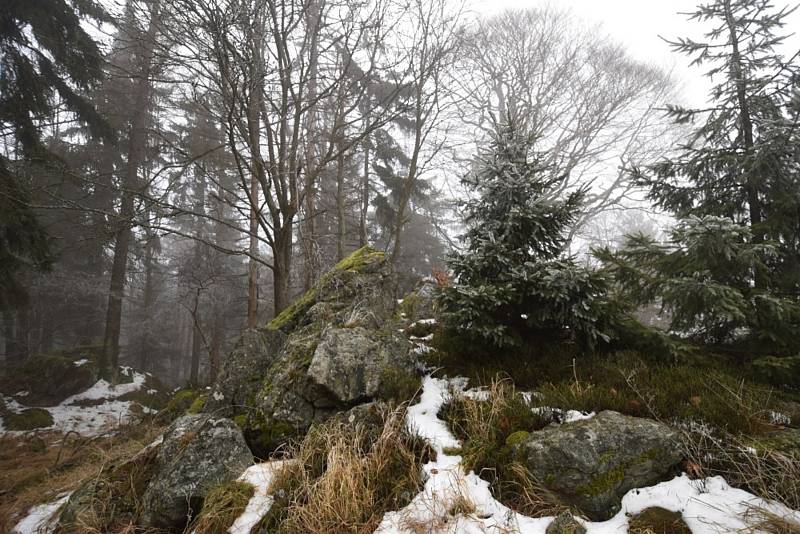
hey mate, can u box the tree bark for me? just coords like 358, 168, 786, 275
100, 0, 159, 380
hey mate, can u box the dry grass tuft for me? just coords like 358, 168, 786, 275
440, 377, 564, 518
259, 405, 432, 533
680, 429, 800, 511
190, 480, 254, 534
743, 504, 800, 533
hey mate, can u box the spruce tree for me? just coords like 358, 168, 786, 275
442, 119, 611, 348
0, 0, 112, 309
603, 0, 800, 352
635, 0, 800, 293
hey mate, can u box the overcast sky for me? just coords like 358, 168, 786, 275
470, 0, 800, 108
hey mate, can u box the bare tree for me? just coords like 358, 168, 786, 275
389, 0, 463, 262
453, 7, 680, 244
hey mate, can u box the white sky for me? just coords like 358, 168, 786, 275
470, 0, 800, 108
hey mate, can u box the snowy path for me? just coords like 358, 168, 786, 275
373, 375, 800, 534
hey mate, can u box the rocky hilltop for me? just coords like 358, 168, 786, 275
6, 247, 798, 533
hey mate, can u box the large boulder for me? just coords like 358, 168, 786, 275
212, 247, 421, 457
517, 411, 682, 521
307, 327, 412, 403
140, 414, 253, 529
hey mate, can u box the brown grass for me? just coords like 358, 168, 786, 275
189, 480, 254, 534
0, 423, 164, 533
743, 504, 800, 533
680, 429, 800, 511
260, 405, 432, 533
440, 378, 564, 518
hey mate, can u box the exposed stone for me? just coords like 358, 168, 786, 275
204, 328, 286, 415
140, 415, 253, 529
307, 327, 412, 404
400, 278, 438, 323
518, 411, 682, 521
546, 512, 586, 534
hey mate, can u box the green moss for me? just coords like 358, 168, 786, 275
577, 463, 626, 497
4, 407, 54, 431
267, 286, 320, 332
267, 247, 386, 333
629, 507, 691, 534
233, 414, 247, 428
332, 246, 385, 272
398, 293, 421, 319
156, 388, 201, 423
505, 430, 530, 448
187, 394, 208, 414
190, 480, 255, 533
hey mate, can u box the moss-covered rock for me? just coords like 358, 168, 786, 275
517, 411, 682, 521
140, 415, 253, 529
0, 348, 99, 406
57, 440, 160, 531
3, 407, 54, 431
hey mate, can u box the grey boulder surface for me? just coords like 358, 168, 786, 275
140, 414, 253, 529
307, 326, 412, 404
518, 410, 682, 521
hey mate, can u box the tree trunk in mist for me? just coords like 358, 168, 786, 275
100, 1, 159, 381
245, 13, 265, 329
273, 227, 293, 316
336, 149, 346, 260
139, 235, 156, 372
3, 311, 20, 361
723, 0, 764, 287
190, 292, 202, 385
360, 132, 370, 247
302, 0, 321, 290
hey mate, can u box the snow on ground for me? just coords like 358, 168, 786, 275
1, 369, 152, 438
229, 460, 294, 534
373, 375, 800, 534
12, 492, 72, 534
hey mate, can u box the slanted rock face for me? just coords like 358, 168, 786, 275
140, 414, 253, 529
307, 327, 412, 404
204, 328, 286, 415
518, 410, 682, 521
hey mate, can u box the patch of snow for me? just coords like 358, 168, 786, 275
373, 375, 800, 534
409, 334, 434, 342
146, 389, 158, 395
15, 391, 30, 397
1, 369, 150, 438
213, 391, 225, 402
13, 492, 72, 534
585, 475, 800, 533
768, 411, 791, 426
413, 343, 434, 355
63, 372, 145, 404
564, 410, 595, 423
72, 359, 90, 367
229, 460, 294, 534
